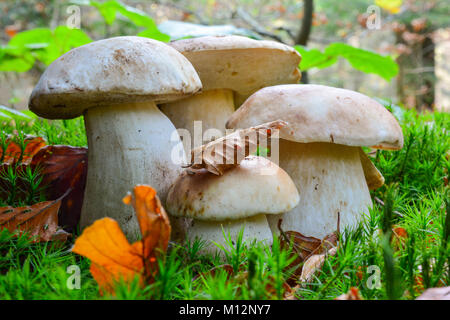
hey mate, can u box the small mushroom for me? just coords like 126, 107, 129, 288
28, 36, 202, 238
166, 156, 299, 254
160, 35, 301, 150
226, 84, 403, 239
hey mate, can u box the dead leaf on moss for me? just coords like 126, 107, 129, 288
72, 185, 171, 295
300, 247, 337, 283
30, 145, 88, 232
0, 190, 70, 242
0, 135, 46, 165
278, 219, 339, 285
185, 120, 287, 175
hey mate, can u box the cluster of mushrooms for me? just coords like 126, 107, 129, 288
28, 35, 403, 253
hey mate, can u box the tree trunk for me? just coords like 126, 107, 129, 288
296, 0, 314, 84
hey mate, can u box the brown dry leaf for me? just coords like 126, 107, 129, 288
185, 120, 287, 175
416, 287, 450, 300
278, 219, 339, 285
300, 247, 337, 283
72, 185, 171, 295
1, 136, 46, 165
335, 287, 364, 300
0, 192, 70, 242
30, 145, 88, 232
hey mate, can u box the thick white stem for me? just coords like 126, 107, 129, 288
80, 102, 186, 240
267, 141, 372, 239
187, 214, 273, 255
160, 89, 235, 153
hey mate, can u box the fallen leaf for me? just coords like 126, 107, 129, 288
416, 287, 450, 300
300, 247, 337, 283
335, 287, 363, 300
185, 120, 287, 175
30, 145, 88, 232
72, 185, 171, 295
0, 190, 70, 242
1, 135, 46, 165
278, 219, 339, 285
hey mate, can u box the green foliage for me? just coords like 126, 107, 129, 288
1, 106, 87, 147
0, 0, 170, 73
295, 43, 399, 81
73, 0, 170, 42
0, 26, 92, 72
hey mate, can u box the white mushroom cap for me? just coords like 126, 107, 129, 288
29, 36, 202, 119
166, 155, 299, 221
169, 35, 301, 98
226, 84, 404, 150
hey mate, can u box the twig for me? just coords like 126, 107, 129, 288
152, 0, 208, 25
235, 7, 285, 43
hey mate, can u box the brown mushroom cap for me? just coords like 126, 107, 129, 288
226, 84, 404, 150
169, 35, 301, 98
29, 36, 202, 119
166, 156, 300, 221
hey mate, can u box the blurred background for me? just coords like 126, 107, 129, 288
0, 0, 449, 112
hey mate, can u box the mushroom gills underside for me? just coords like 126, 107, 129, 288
160, 89, 235, 154
80, 101, 186, 240
187, 214, 273, 255
267, 140, 372, 239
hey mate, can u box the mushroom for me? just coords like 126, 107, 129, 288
166, 156, 299, 254
28, 36, 202, 238
226, 84, 403, 239
159, 35, 301, 150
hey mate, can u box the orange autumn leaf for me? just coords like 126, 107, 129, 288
72, 185, 171, 295
1, 136, 46, 165
393, 226, 408, 239
5, 25, 19, 38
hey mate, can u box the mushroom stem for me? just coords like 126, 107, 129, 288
267, 140, 372, 239
188, 214, 273, 255
160, 89, 235, 152
80, 101, 185, 239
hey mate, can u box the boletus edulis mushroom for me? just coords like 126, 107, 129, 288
160, 35, 301, 150
226, 84, 403, 239
28, 36, 202, 239
166, 156, 299, 254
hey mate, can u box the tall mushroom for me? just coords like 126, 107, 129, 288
159, 35, 301, 150
166, 156, 299, 254
226, 84, 403, 239
28, 36, 202, 238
